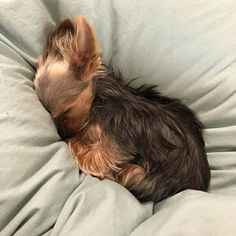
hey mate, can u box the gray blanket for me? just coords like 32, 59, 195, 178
0, 1, 236, 235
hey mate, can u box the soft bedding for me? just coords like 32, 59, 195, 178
0, 0, 236, 235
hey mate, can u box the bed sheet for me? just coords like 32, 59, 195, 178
0, 1, 236, 235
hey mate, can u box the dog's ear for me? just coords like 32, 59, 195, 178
46, 15, 102, 80
72, 15, 102, 79
74, 15, 100, 60
39, 19, 74, 64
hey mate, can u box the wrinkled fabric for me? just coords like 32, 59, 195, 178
0, 1, 236, 235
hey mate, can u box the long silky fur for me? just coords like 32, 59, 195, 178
89, 69, 210, 202
34, 16, 211, 203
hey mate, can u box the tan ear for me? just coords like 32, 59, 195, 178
74, 15, 100, 57
72, 15, 102, 79
44, 15, 102, 80
40, 19, 74, 62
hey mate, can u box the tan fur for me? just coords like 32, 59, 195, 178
47, 60, 69, 77
37, 16, 102, 82
36, 15, 143, 186
35, 16, 103, 136
52, 81, 95, 139
50, 16, 102, 81
68, 125, 129, 180
119, 164, 146, 188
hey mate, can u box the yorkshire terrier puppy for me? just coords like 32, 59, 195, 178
34, 16, 210, 202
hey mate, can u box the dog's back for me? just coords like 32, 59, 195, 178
85, 73, 211, 202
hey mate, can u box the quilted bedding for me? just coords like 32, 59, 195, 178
0, 1, 236, 235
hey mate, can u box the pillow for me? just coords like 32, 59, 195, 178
0, 0, 235, 235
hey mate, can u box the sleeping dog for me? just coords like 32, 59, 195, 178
34, 16, 210, 202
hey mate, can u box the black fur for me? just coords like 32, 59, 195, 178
86, 67, 211, 202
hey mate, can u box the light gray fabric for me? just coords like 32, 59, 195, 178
0, 0, 236, 235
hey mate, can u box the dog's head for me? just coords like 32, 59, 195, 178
34, 15, 147, 185
34, 16, 102, 137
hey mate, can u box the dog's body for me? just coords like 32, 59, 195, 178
34, 16, 210, 202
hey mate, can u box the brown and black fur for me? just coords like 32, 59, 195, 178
34, 16, 210, 202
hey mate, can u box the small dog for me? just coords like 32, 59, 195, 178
34, 16, 210, 202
